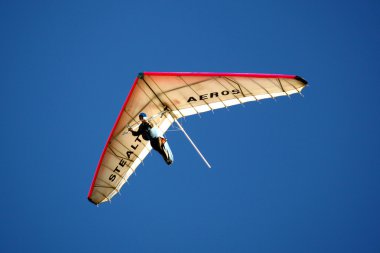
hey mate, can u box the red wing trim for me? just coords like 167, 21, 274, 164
143, 71, 297, 79
87, 77, 140, 200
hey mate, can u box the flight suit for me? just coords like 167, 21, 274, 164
130, 121, 173, 165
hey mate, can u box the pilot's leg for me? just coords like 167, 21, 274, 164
150, 138, 171, 165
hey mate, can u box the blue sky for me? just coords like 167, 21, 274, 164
1, 0, 379, 252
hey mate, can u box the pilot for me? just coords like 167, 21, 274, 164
128, 112, 173, 165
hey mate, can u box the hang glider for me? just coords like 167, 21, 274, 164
88, 72, 308, 205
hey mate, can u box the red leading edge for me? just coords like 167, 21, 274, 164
143, 71, 297, 79
87, 76, 139, 199
87, 72, 306, 201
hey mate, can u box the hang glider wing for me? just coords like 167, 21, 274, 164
88, 72, 307, 205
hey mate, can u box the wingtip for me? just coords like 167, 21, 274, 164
88, 197, 98, 205
295, 76, 308, 85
